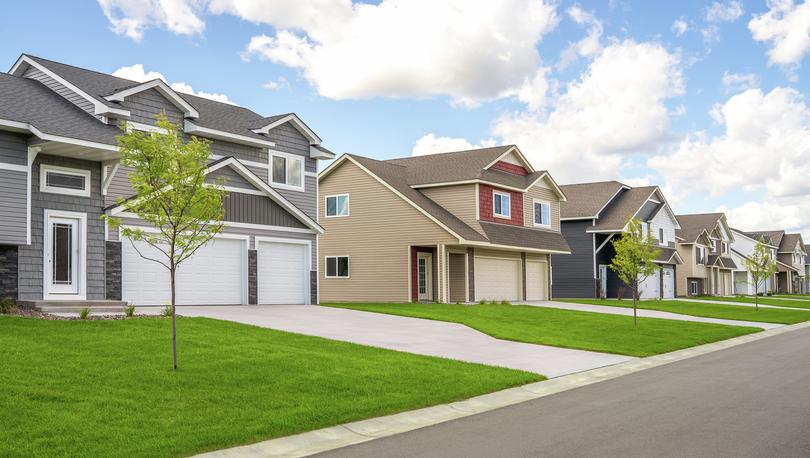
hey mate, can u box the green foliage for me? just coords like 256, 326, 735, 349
500, 300, 511, 305
0, 297, 17, 314
162, 306, 173, 317
79, 308, 90, 320
478, 299, 486, 305
125, 305, 136, 318
741, 238, 777, 309
609, 218, 661, 325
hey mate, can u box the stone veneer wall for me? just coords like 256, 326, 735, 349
248, 250, 258, 305
0, 245, 18, 300
105, 242, 122, 301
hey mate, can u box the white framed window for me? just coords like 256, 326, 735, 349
696, 246, 705, 264
270, 152, 304, 191
40, 165, 91, 197
325, 256, 349, 278
533, 199, 550, 227
722, 241, 728, 254
325, 194, 350, 217
711, 239, 717, 252
493, 191, 511, 219
659, 228, 665, 245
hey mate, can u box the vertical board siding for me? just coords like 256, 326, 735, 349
224, 193, 307, 228
18, 155, 106, 300
319, 161, 456, 302
22, 66, 97, 118
551, 220, 596, 298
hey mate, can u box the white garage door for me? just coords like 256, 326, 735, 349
122, 237, 245, 305
257, 240, 310, 304
662, 266, 675, 298
639, 268, 661, 300
526, 261, 548, 301
475, 257, 521, 301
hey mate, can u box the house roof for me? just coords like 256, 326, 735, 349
588, 186, 659, 232
559, 181, 627, 219
745, 230, 784, 248
338, 154, 571, 253
780, 233, 804, 253
0, 72, 121, 144
706, 254, 737, 269
654, 247, 683, 264
8, 54, 318, 147
745, 230, 805, 253
777, 260, 800, 273
675, 213, 725, 243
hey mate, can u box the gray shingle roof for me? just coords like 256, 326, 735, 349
654, 247, 681, 264
746, 230, 784, 248
589, 187, 658, 232
0, 72, 120, 144
780, 233, 803, 253
675, 213, 725, 243
478, 222, 570, 253
559, 181, 626, 219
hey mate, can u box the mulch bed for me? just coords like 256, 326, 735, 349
4, 308, 164, 321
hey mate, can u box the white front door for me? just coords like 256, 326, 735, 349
417, 252, 433, 301
599, 264, 608, 298
662, 266, 675, 298
44, 213, 83, 298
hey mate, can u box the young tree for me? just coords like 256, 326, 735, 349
741, 238, 777, 311
105, 115, 227, 369
609, 218, 661, 326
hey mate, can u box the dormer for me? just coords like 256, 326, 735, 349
483, 147, 535, 176
104, 78, 199, 120
250, 113, 334, 160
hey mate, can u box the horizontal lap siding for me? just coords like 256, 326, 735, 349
207, 166, 254, 189
0, 131, 27, 165
421, 184, 480, 234
319, 161, 456, 302
0, 132, 29, 245
119, 88, 184, 125
523, 184, 561, 231
276, 175, 317, 220
264, 123, 317, 172
22, 66, 97, 118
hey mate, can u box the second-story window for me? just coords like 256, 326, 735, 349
271, 153, 303, 190
325, 194, 349, 217
722, 241, 728, 254
659, 228, 665, 245
697, 246, 705, 264
533, 200, 550, 227
493, 191, 511, 218
711, 239, 717, 252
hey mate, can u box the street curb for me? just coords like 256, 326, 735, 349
194, 320, 810, 458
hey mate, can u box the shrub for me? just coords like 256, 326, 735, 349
162, 305, 173, 317
478, 299, 486, 305
0, 297, 17, 314
79, 307, 90, 320
500, 299, 511, 305
125, 305, 136, 317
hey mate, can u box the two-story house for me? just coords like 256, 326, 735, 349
317, 146, 570, 303
552, 181, 682, 300
729, 228, 779, 295
746, 231, 807, 294
674, 213, 737, 296
0, 54, 333, 306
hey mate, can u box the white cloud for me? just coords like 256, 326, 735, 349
721, 71, 760, 93
411, 134, 496, 156
262, 77, 290, 91
231, 0, 559, 105
672, 17, 689, 36
492, 40, 684, 184
558, 5, 603, 70
705, 1, 744, 22
649, 87, 810, 200
719, 199, 810, 238
111, 64, 235, 104
97, 0, 205, 41
749, 0, 810, 70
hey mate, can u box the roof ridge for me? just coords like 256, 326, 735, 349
384, 144, 513, 162
560, 179, 627, 187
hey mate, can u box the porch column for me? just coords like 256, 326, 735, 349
521, 252, 527, 301
437, 244, 447, 303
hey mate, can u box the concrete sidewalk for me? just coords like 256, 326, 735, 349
177, 305, 633, 377
673, 297, 804, 310
521, 300, 783, 330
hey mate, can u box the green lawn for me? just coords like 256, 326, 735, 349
695, 295, 810, 309
773, 294, 810, 299
0, 316, 541, 457
558, 298, 810, 324
323, 303, 759, 357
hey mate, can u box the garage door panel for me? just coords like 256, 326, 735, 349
122, 237, 245, 305
258, 241, 309, 305
639, 269, 660, 300
475, 257, 520, 301
526, 261, 547, 301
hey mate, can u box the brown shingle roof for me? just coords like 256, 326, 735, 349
746, 230, 784, 248
654, 247, 682, 264
675, 213, 724, 243
559, 181, 626, 219
780, 233, 803, 253
589, 187, 658, 231
478, 222, 571, 253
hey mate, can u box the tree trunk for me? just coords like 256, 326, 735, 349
755, 280, 759, 311
632, 284, 638, 327
171, 267, 178, 370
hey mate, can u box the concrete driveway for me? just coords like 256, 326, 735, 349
177, 305, 633, 378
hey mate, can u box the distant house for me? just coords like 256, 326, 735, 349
317, 146, 571, 303
729, 228, 779, 295
675, 213, 737, 296
745, 231, 807, 294
553, 181, 682, 299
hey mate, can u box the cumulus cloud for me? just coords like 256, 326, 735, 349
672, 17, 689, 36
492, 40, 684, 184
649, 87, 810, 199
411, 134, 496, 156
97, 0, 205, 41
749, 0, 810, 71
705, 1, 745, 22
558, 5, 603, 70
111, 64, 234, 104
262, 77, 290, 91
719, 199, 810, 238
721, 71, 760, 92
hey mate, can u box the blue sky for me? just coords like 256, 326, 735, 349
2, 1, 809, 237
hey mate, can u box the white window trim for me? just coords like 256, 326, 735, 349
532, 199, 551, 228
269, 151, 305, 192
325, 255, 350, 278
40, 164, 91, 197
493, 191, 511, 219
324, 194, 350, 218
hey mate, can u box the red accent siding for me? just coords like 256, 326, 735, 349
491, 161, 528, 176
479, 184, 523, 226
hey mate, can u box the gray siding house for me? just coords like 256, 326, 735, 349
0, 54, 334, 306
552, 181, 683, 299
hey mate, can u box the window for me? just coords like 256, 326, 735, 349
711, 239, 717, 252
659, 228, 665, 245
691, 281, 698, 295
697, 246, 705, 264
533, 200, 550, 227
493, 191, 511, 218
325, 256, 349, 278
722, 242, 728, 254
325, 194, 349, 217
270, 153, 303, 190
40, 165, 91, 197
